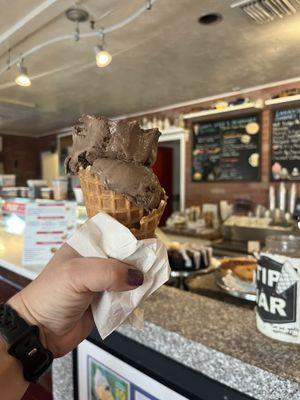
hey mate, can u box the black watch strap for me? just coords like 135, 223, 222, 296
0, 303, 53, 382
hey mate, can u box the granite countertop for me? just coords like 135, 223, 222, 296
115, 286, 300, 400
0, 227, 299, 399
53, 286, 300, 400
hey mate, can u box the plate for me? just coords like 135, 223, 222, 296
215, 269, 256, 302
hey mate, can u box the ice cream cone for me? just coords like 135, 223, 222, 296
79, 167, 167, 239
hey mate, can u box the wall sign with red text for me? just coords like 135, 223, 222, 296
22, 201, 77, 266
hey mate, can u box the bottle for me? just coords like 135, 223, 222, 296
288, 183, 296, 214
164, 117, 170, 130
268, 185, 275, 211
256, 235, 300, 344
278, 182, 286, 212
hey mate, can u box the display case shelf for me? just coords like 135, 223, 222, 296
265, 94, 300, 106
183, 100, 263, 120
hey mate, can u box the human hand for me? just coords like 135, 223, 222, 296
8, 243, 143, 357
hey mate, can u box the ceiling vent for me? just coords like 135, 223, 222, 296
231, 0, 299, 23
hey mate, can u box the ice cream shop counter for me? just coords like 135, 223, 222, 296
50, 284, 299, 400
0, 228, 299, 400
0, 217, 299, 400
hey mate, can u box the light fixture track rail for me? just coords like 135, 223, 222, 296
0, 0, 156, 77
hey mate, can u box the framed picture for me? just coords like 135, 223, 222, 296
75, 339, 188, 400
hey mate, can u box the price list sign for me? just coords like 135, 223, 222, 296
192, 114, 261, 182
271, 107, 300, 181
22, 201, 77, 266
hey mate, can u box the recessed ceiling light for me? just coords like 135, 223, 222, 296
198, 13, 223, 25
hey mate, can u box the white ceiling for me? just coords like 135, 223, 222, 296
0, 0, 300, 136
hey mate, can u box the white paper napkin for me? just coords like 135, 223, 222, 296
67, 212, 170, 339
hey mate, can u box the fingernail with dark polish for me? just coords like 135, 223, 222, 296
127, 269, 144, 287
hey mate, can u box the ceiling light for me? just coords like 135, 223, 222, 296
198, 13, 223, 25
65, 8, 89, 41
15, 62, 31, 87
95, 45, 112, 68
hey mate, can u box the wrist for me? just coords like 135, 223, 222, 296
7, 294, 48, 350
0, 301, 53, 383
0, 333, 29, 395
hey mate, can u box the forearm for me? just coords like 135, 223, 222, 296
0, 336, 29, 400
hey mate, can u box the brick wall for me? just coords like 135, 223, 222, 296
126, 81, 300, 207
0, 134, 59, 185
37, 134, 58, 154
1, 80, 300, 205
1, 135, 40, 185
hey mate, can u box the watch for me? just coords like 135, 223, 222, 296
0, 303, 53, 382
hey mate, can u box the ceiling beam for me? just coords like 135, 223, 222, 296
0, 0, 60, 46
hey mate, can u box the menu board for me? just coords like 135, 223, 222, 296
192, 114, 260, 182
271, 107, 300, 181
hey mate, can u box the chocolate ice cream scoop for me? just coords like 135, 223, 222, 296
91, 158, 164, 211
65, 116, 111, 174
65, 115, 160, 174
106, 119, 160, 166
66, 115, 165, 211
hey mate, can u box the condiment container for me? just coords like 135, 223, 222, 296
52, 178, 68, 200
1, 187, 18, 197
19, 187, 29, 198
40, 187, 53, 199
0, 174, 16, 187
27, 180, 48, 199
256, 235, 300, 344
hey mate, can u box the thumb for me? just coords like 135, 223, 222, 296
65, 257, 144, 293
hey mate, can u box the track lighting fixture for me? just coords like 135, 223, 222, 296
95, 45, 112, 68
95, 31, 112, 68
15, 60, 31, 87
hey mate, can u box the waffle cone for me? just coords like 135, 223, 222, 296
78, 167, 167, 239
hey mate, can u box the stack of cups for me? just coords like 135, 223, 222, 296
52, 178, 68, 200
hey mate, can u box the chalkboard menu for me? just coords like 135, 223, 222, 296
271, 107, 300, 181
192, 114, 260, 182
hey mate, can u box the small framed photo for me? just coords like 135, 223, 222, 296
75, 339, 188, 400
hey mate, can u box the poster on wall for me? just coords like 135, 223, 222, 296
271, 107, 300, 181
76, 340, 188, 400
192, 114, 261, 182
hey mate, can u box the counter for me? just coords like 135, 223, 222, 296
0, 228, 299, 400
0, 226, 44, 279
53, 285, 300, 400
